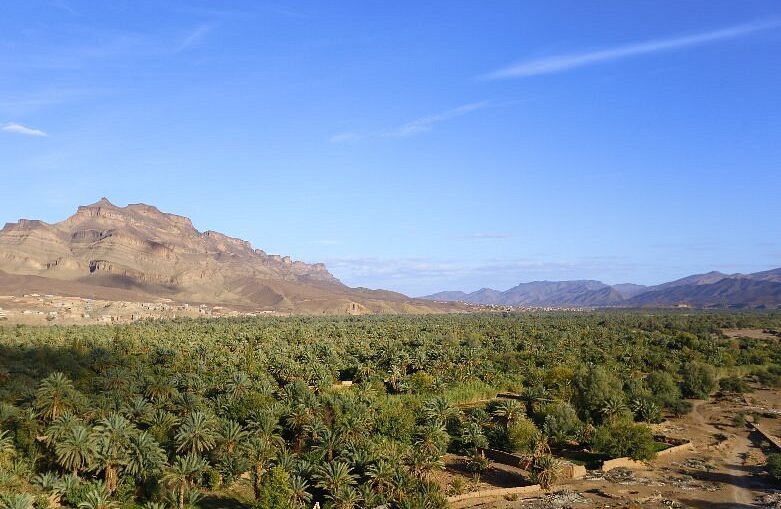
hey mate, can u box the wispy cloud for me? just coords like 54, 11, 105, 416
326, 256, 648, 283
388, 101, 489, 138
329, 101, 490, 143
484, 19, 781, 79
325, 256, 675, 295
2, 123, 47, 137
173, 25, 212, 53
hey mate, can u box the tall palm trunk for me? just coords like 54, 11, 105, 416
178, 484, 185, 509
104, 464, 118, 493
252, 463, 263, 499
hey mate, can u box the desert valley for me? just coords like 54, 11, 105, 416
2, 2, 780, 509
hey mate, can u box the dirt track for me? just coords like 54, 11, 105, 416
691, 400, 755, 506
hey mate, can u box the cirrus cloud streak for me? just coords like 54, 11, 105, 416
484, 19, 781, 79
2, 123, 48, 137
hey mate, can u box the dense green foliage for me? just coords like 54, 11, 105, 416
0, 311, 778, 508
590, 419, 656, 460
767, 453, 781, 480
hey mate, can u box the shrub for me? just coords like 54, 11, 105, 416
407, 371, 436, 394
681, 362, 716, 399
756, 366, 781, 388
719, 376, 750, 394
668, 399, 693, 417
253, 466, 293, 509
591, 420, 657, 460
506, 417, 542, 454
572, 366, 625, 424
204, 468, 222, 490
542, 402, 582, 445
530, 454, 560, 490
373, 399, 416, 444
631, 398, 663, 424
767, 453, 781, 480
645, 371, 681, 407
447, 477, 466, 496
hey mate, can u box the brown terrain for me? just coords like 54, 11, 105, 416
0, 198, 455, 319
435, 376, 781, 509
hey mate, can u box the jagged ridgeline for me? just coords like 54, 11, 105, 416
0, 199, 449, 314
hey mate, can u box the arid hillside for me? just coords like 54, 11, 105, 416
0, 199, 451, 314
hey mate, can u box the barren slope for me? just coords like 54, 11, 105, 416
0, 199, 451, 314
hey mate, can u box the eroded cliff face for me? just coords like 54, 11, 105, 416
0, 198, 354, 308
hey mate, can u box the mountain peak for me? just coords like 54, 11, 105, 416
0, 200, 457, 314
84, 197, 117, 208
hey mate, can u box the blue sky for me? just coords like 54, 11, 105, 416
1, 1, 780, 296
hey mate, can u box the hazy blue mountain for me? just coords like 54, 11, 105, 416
422, 268, 781, 309
629, 277, 781, 308
612, 283, 648, 299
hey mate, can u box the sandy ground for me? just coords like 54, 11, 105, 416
722, 328, 780, 341
442, 389, 781, 508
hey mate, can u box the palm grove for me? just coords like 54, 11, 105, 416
0, 312, 779, 509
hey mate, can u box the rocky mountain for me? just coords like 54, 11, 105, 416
746, 268, 781, 283
425, 280, 625, 307
423, 268, 781, 309
611, 283, 648, 299
628, 277, 781, 308
0, 199, 449, 314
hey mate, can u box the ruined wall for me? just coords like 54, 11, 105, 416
752, 423, 781, 450
447, 484, 542, 504
560, 462, 587, 479
600, 457, 648, 471
479, 448, 522, 467
655, 441, 694, 457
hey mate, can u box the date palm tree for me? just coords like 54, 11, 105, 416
314, 461, 356, 502
288, 474, 312, 508
492, 399, 525, 427
175, 411, 216, 455
35, 372, 78, 421
600, 396, 628, 423
55, 424, 98, 476
0, 429, 16, 465
125, 431, 166, 481
413, 423, 449, 461
329, 485, 360, 509
530, 454, 559, 490
94, 414, 132, 492
0, 493, 34, 509
460, 422, 488, 452
161, 454, 206, 509
366, 459, 394, 498
314, 428, 344, 461
144, 379, 177, 404
217, 419, 247, 456
421, 396, 461, 427
145, 409, 180, 446
274, 446, 296, 473
283, 403, 312, 451
408, 447, 443, 480
242, 412, 284, 500
122, 396, 152, 424
224, 372, 251, 401
77, 486, 119, 509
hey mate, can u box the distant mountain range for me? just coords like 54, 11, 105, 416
422, 269, 781, 309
